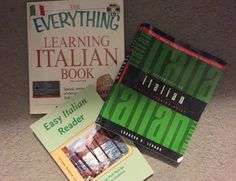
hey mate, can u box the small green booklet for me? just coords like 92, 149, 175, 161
30, 86, 153, 181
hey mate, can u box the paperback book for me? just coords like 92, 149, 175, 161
30, 86, 153, 181
96, 23, 227, 162
27, 0, 124, 114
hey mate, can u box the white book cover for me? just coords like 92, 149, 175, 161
27, 0, 124, 114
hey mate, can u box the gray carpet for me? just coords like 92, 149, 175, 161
0, 0, 236, 180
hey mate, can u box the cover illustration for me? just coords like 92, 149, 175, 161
27, 0, 124, 114
96, 23, 227, 162
30, 86, 153, 181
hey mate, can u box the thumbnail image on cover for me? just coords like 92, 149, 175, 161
62, 125, 130, 181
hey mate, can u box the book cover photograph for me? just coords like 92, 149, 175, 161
27, 0, 124, 114
96, 23, 227, 162
30, 86, 153, 181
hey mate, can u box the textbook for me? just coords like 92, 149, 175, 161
96, 23, 227, 162
27, 0, 124, 114
30, 86, 153, 181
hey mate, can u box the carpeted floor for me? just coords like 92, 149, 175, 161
0, 0, 236, 180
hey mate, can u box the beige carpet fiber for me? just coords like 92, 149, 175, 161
0, 0, 236, 180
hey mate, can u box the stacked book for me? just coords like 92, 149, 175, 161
28, 1, 226, 180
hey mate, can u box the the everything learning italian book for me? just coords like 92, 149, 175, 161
27, 0, 124, 114
96, 23, 227, 162
30, 86, 153, 181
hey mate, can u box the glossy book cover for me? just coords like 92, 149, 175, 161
30, 86, 153, 181
96, 23, 227, 162
27, 0, 124, 114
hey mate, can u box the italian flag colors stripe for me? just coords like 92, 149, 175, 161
30, 5, 45, 16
